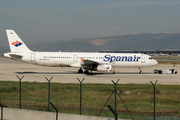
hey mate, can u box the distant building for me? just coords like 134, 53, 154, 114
99, 49, 180, 55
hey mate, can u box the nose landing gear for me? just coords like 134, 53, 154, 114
139, 67, 143, 74
78, 68, 90, 74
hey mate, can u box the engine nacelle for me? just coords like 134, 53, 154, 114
97, 64, 112, 72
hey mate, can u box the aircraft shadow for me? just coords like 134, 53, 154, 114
114, 72, 154, 74
15, 71, 106, 75
87, 72, 154, 75
15, 71, 154, 75
15, 71, 79, 74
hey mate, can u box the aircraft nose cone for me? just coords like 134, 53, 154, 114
154, 60, 158, 65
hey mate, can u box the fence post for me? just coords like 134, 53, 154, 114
98, 90, 114, 116
77, 78, 85, 115
117, 92, 134, 119
111, 79, 119, 113
16, 75, 24, 109
113, 79, 134, 120
150, 80, 158, 120
98, 79, 119, 116
108, 105, 118, 120
50, 102, 58, 120
0, 103, 3, 120
46, 77, 53, 111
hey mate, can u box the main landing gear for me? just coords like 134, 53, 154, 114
78, 68, 83, 73
78, 68, 90, 74
84, 70, 89, 74
139, 67, 143, 74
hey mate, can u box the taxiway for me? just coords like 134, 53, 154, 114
0, 58, 179, 85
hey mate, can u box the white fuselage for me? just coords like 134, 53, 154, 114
5, 52, 157, 68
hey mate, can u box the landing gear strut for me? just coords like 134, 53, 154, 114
78, 68, 83, 73
139, 67, 143, 74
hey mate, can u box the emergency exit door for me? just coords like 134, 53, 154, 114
31, 53, 35, 61
141, 55, 145, 63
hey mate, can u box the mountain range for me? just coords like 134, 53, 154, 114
1, 33, 180, 53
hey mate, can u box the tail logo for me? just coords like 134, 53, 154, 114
11, 41, 23, 47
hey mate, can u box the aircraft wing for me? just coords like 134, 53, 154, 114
81, 58, 106, 66
82, 59, 99, 65
81, 59, 112, 72
70, 58, 106, 68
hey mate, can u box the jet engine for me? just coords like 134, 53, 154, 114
97, 64, 112, 72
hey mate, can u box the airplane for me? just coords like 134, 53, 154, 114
4, 30, 158, 74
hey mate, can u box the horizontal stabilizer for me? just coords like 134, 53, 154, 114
4, 53, 23, 60
9, 54, 23, 59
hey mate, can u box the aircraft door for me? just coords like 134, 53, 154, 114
73, 55, 78, 62
141, 55, 145, 63
31, 53, 35, 61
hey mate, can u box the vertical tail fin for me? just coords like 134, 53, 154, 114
6, 29, 32, 53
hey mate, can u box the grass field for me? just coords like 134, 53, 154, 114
0, 81, 179, 119
152, 56, 180, 64
152, 56, 180, 60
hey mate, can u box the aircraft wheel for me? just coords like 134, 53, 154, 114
78, 68, 83, 73
158, 70, 162, 74
84, 70, 89, 74
153, 69, 158, 74
139, 71, 143, 74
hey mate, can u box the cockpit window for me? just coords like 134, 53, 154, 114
149, 57, 153, 60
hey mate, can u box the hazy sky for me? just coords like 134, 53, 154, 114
1, 0, 180, 47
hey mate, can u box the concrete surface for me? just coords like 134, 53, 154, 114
0, 58, 180, 85
0, 107, 130, 120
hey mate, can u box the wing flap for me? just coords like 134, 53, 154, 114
71, 58, 107, 69
82, 59, 99, 65
70, 59, 99, 68
81, 59, 107, 68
